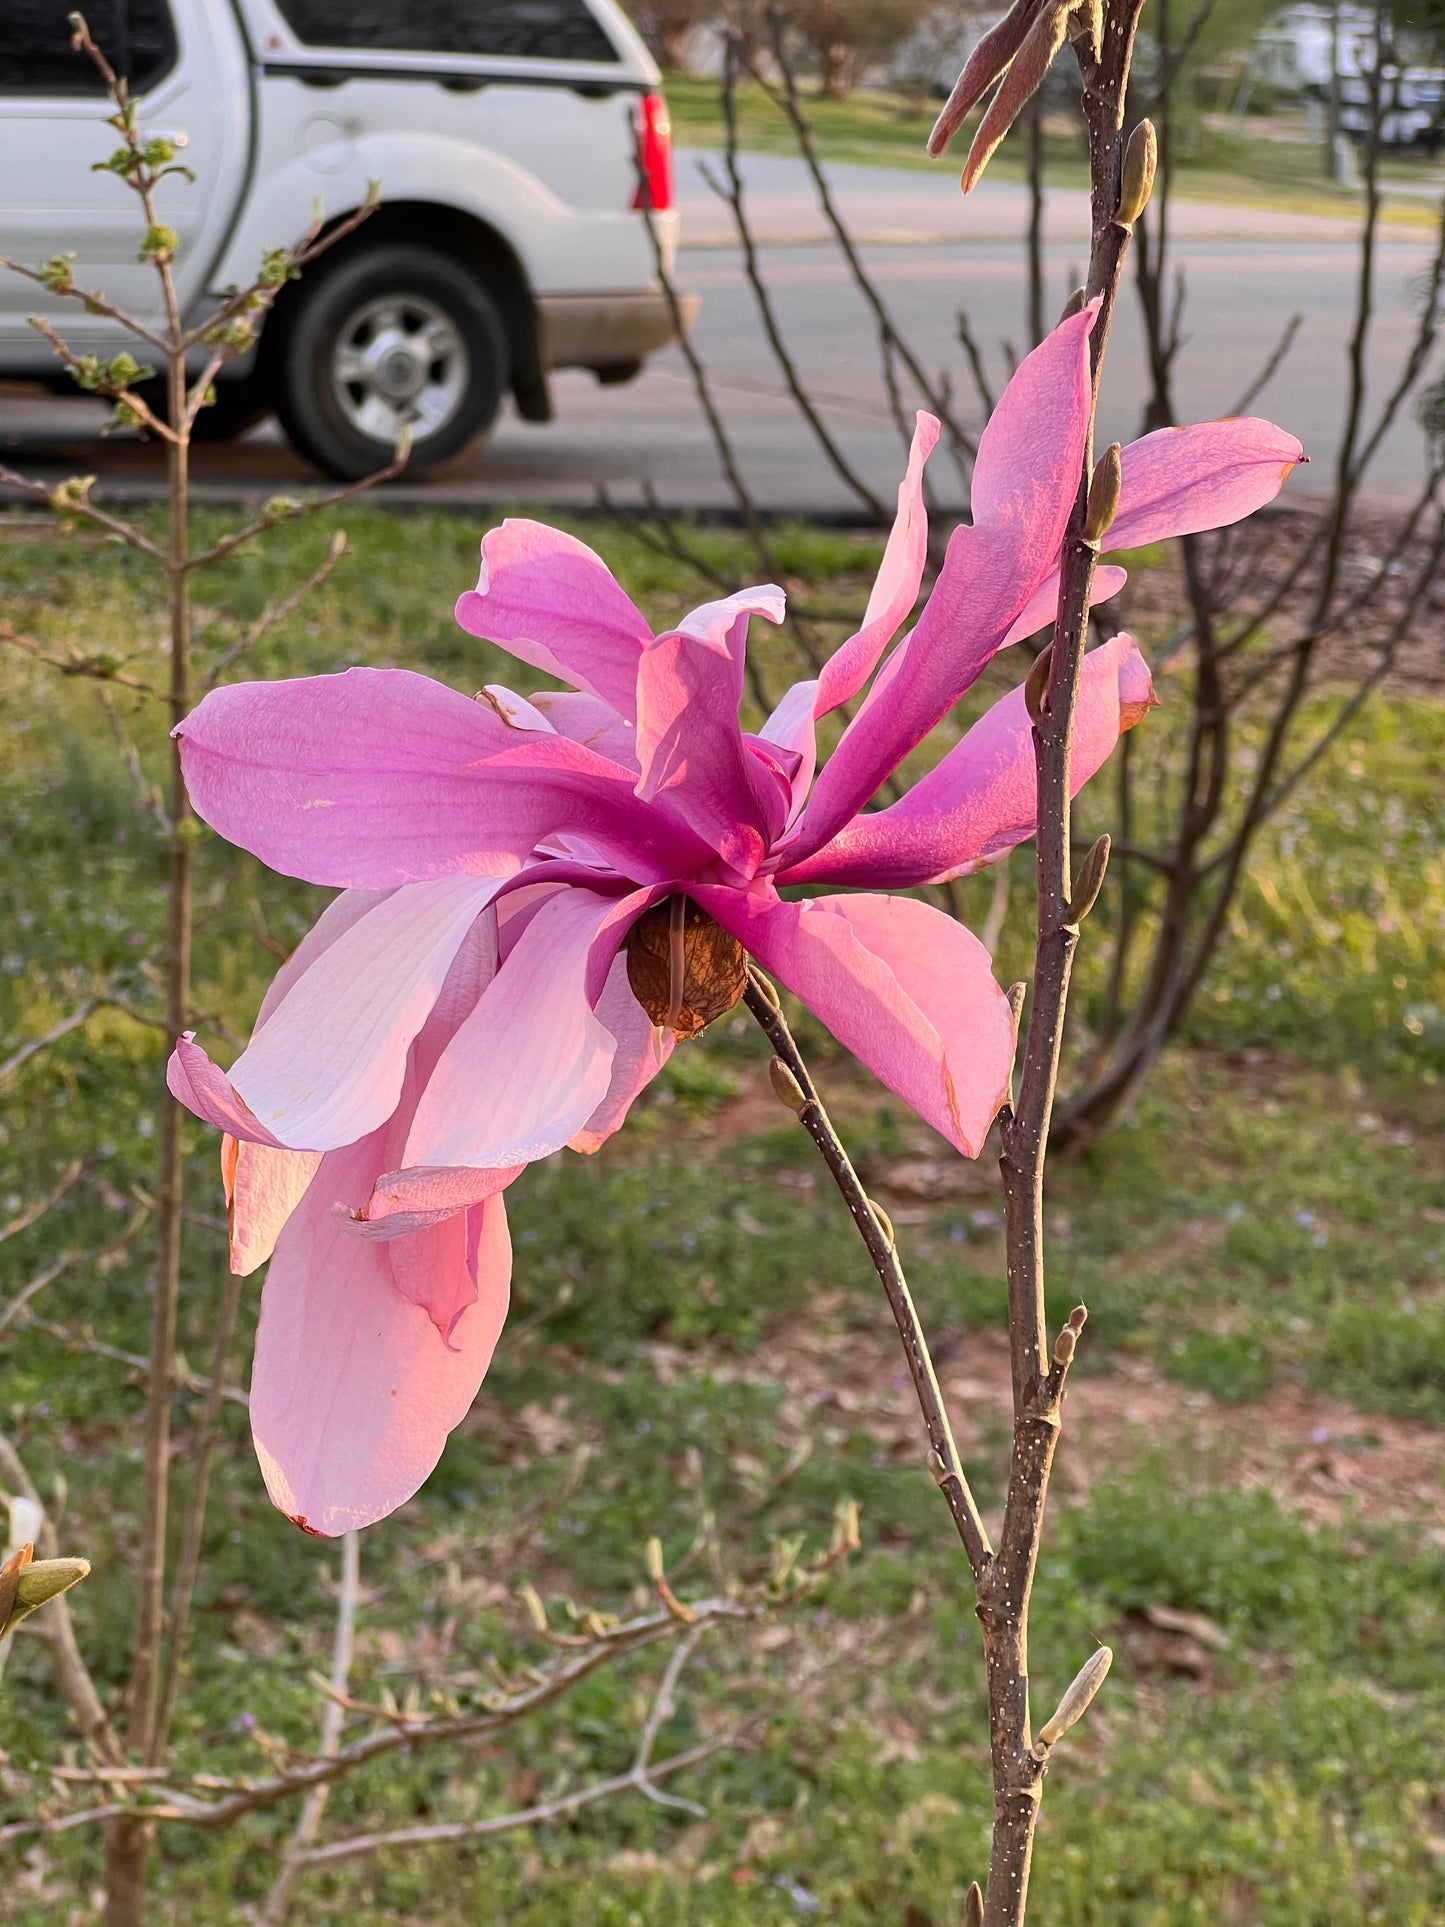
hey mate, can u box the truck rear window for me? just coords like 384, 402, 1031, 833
274, 0, 620, 64
0, 0, 177, 95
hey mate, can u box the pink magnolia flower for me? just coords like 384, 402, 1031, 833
167, 305, 1303, 1534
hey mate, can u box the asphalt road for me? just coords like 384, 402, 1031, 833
1, 151, 1437, 516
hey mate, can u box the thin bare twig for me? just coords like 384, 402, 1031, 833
0, 463, 165, 563
0, 1164, 84, 1247
202, 530, 348, 690
258, 1532, 361, 1925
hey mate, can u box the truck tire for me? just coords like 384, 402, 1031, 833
272, 245, 508, 481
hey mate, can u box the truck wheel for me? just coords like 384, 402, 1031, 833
273, 245, 508, 481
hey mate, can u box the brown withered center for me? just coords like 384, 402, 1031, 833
625, 897, 748, 1040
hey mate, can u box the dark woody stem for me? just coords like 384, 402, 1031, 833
983, 7, 1150, 1924
742, 972, 992, 1581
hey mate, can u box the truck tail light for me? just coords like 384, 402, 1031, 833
632, 92, 673, 215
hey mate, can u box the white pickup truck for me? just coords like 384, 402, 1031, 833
0, 0, 680, 476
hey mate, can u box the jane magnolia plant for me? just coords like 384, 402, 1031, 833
168, 304, 1301, 1536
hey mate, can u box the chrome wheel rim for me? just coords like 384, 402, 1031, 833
329, 292, 468, 444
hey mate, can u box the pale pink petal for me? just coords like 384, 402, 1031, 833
786, 308, 1097, 864
348, 1161, 522, 1241
696, 885, 1016, 1157
782, 635, 1155, 889
178, 668, 711, 888
634, 591, 787, 871
223, 1135, 323, 1277
254, 889, 395, 1028
224, 875, 504, 1152
1107, 418, 1306, 552
569, 951, 674, 1153
404, 886, 652, 1173
250, 1125, 511, 1535
168, 1033, 288, 1148
457, 519, 652, 720
1001, 563, 1127, 647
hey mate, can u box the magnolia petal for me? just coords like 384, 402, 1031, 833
634, 593, 787, 870
404, 886, 650, 1173
569, 951, 674, 1154
1106, 417, 1306, 552
782, 635, 1155, 889
225, 875, 504, 1152
697, 885, 1016, 1158
815, 412, 939, 718
250, 1129, 511, 1535
1001, 564, 1128, 647
224, 1136, 323, 1277
457, 519, 652, 720
788, 308, 1097, 863
168, 1033, 288, 1148
178, 668, 707, 889
348, 1161, 522, 1241
528, 690, 640, 771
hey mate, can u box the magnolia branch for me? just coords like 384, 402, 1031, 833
743, 971, 992, 1580
0, 1594, 753, 1848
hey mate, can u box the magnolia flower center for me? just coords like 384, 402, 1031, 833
625, 896, 747, 1040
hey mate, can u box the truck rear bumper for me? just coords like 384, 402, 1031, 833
537, 290, 697, 375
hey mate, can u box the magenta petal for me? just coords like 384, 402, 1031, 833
1001, 563, 1127, 647
697, 885, 1016, 1157
404, 886, 651, 1172
225, 875, 504, 1152
815, 412, 939, 717
787, 307, 1097, 863
782, 634, 1155, 889
250, 1130, 511, 1535
178, 667, 708, 889
223, 1136, 323, 1277
528, 690, 640, 771
1108, 418, 1305, 552
569, 952, 674, 1153
457, 519, 652, 721
634, 588, 787, 868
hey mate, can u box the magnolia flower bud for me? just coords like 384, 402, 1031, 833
1024, 643, 1053, 722
1117, 119, 1158, 227
768, 1056, 808, 1117
0, 1544, 91, 1639
965, 1882, 984, 1927
1038, 1644, 1112, 1747
1083, 443, 1123, 546
1067, 834, 1111, 924
1058, 285, 1088, 322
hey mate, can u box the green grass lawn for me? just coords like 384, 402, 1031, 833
2, 505, 1443, 1923
662, 74, 1443, 227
